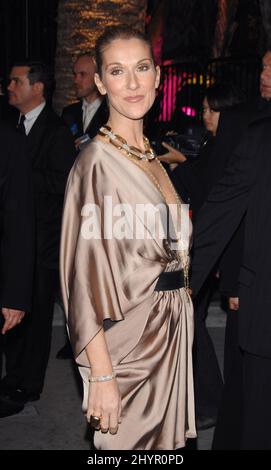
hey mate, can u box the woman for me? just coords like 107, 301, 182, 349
60, 26, 196, 450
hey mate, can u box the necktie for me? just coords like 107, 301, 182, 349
17, 115, 26, 134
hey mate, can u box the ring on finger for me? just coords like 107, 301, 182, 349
90, 415, 101, 430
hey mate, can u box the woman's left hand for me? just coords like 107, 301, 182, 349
87, 378, 122, 434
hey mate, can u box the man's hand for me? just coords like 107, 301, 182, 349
228, 297, 239, 311
74, 137, 81, 150
1, 308, 25, 334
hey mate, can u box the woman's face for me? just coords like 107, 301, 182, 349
202, 97, 220, 136
94, 37, 160, 122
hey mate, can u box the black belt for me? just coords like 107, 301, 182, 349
154, 270, 185, 291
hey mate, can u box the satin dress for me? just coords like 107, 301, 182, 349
60, 138, 196, 450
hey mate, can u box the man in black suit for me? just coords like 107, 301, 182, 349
191, 62, 271, 448
190, 51, 271, 450
0, 123, 34, 417
0, 62, 76, 410
62, 53, 108, 148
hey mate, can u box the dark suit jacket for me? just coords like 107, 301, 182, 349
212, 107, 252, 298
170, 137, 216, 218
212, 100, 271, 297
172, 103, 264, 298
171, 104, 253, 217
24, 105, 76, 269
0, 123, 34, 312
191, 114, 271, 358
61, 98, 108, 140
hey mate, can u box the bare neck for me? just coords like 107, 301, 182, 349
19, 97, 45, 115
107, 114, 145, 150
84, 91, 99, 104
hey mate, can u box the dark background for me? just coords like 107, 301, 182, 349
0, 0, 266, 77
0, 0, 268, 124
0, 0, 58, 80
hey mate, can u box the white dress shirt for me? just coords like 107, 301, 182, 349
19, 101, 46, 135
82, 97, 102, 133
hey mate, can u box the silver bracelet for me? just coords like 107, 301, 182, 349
89, 371, 116, 383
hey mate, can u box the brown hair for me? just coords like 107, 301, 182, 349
95, 25, 154, 76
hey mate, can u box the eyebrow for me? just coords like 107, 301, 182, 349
9, 75, 26, 80
105, 58, 152, 69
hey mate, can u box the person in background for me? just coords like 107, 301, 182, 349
0, 122, 34, 417
160, 83, 244, 431
0, 62, 76, 415
62, 53, 108, 150
191, 50, 271, 450
161, 83, 244, 218
211, 49, 271, 449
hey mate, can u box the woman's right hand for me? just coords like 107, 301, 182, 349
87, 378, 122, 434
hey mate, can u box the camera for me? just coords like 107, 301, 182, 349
151, 125, 207, 159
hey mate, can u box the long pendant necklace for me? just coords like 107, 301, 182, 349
98, 125, 190, 288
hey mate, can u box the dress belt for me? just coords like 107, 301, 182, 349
154, 270, 185, 291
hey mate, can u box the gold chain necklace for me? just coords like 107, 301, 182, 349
98, 125, 156, 161
98, 125, 190, 288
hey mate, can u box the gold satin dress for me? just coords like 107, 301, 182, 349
60, 139, 196, 450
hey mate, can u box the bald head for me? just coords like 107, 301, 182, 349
73, 55, 99, 103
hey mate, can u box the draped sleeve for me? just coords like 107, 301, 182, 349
60, 142, 125, 366
60, 139, 173, 367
